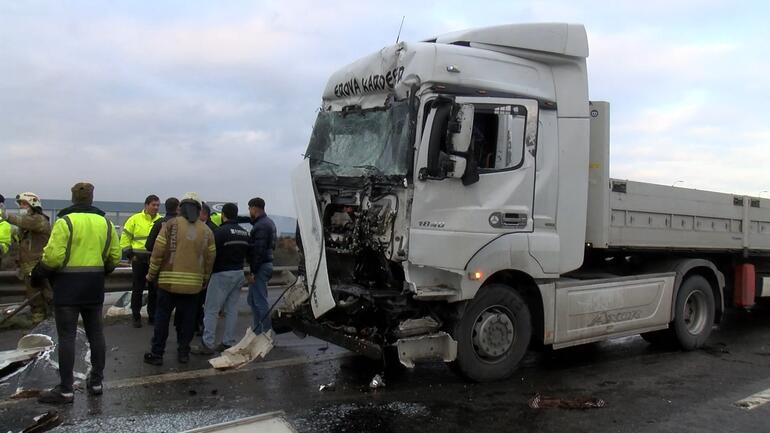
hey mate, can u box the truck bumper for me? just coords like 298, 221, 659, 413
272, 313, 383, 360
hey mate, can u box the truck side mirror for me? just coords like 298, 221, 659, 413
449, 104, 474, 154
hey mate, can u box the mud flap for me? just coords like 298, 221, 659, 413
291, 159, 335, 318
395, 332, 457, 368
209, 328, 274, 370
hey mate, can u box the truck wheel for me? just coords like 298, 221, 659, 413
449, 284, 531, 382
672, 275, 715, 350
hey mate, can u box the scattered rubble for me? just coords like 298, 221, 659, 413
21, 410, 62, 433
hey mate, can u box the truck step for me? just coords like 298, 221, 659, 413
413, 287, 458, 300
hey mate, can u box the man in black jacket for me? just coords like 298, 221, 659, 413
192, 203, 250, 354
144, 197, 179, 324
247, 197, 277, 334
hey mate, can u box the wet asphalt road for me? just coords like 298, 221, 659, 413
3, 292, 770, 433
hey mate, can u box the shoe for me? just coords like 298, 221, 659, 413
86, 377, 103, 396
214, 343, 231, 352
190, 343, 215, 355
38, 385, 74, 405
132, 318, 142, 328
178, 352, 190, 364
143, 352, 163, 366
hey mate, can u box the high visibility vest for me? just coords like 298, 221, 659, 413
42, 212, 120, 273
119, 210, 160, 256
42, 211, 121, 305
210, 212, 221, 227
0, 220, 10, 255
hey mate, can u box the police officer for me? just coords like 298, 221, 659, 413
120, 195, 161, 327
35, 182, 121, 404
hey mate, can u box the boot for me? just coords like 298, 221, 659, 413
38, 385, 74, 405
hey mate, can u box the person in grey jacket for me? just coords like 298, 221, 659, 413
247, 197, 276, 334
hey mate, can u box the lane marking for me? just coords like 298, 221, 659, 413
735, 388, 770, 410
0, 351, 351, 407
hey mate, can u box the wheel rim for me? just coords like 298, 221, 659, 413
683, 290, 708, 335
471, 305, 516, 361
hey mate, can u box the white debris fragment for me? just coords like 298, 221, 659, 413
369, 374, 385, 389
209, 328, 274, 370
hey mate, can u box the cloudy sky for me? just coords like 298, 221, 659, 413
2, 1, 770, 216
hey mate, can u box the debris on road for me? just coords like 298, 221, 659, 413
179, 410, 297, 433
21, 410, 62, 433
209, 328, 274, 370
369, 374, 385, 389
318, 382, 336, 392
528, 394, 606, 410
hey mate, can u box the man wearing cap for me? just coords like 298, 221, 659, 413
0, 191, 52, 323
144, 192, 216, 365
120, 194, 161, 328
34, 182, 121, 404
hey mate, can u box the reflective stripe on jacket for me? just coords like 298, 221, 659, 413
119, 210, 160, 257
148, 216, 216, 295
42, 208, 121, 305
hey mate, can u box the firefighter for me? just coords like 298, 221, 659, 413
35, 182, 121, 404
120, 195, 161, 328
0, 195, 10, 261
144, 192, 216, 365
0, 192, 52, 323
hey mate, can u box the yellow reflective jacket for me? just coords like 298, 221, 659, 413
148, 216, 216, 295
210, 212, 221, 227
42, 206, 121, 305
0, 220, 10, 255
119, 210, 160, 258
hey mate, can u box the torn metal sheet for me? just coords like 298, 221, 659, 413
395, 316, 441, 338
209, 328, 274, 370
180, 411, 297, 433
396, 331, 457, 368
528, 394, 607, 410
276, 281, 310, 314
1, 319, 91, 400
0, 334, 54, 373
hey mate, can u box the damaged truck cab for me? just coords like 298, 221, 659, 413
277, 23, 770, 382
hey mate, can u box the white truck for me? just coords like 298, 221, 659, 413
274, 23, 770, 382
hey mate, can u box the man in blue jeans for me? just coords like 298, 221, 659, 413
191, 203, 250, 354
247, 197, 276, 334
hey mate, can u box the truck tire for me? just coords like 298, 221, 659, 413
671, 275, 715, 350
449, 284, 531, 382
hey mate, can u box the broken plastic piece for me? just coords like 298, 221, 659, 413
369, 373, 385, 389
21, 410, 62, 433
528, 394, 607, 410
318, 382, 336, 392
209, 328, 274, 370
395, 316, 441, 338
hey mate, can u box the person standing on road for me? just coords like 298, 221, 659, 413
0, 195, 11, 265
144, 193, 216, 366
247, 197, 277, 335
192, 203, 250, 355
34, 182, 121, 404
120, 195, 161, 328
194, 202, 218, 335
0, 192, 53, 323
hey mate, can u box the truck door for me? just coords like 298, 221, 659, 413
409, 97, 539, 271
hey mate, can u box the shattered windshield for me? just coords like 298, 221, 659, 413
306, 100, 412, 177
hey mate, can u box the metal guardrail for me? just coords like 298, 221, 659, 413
0, 266, 297, 298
